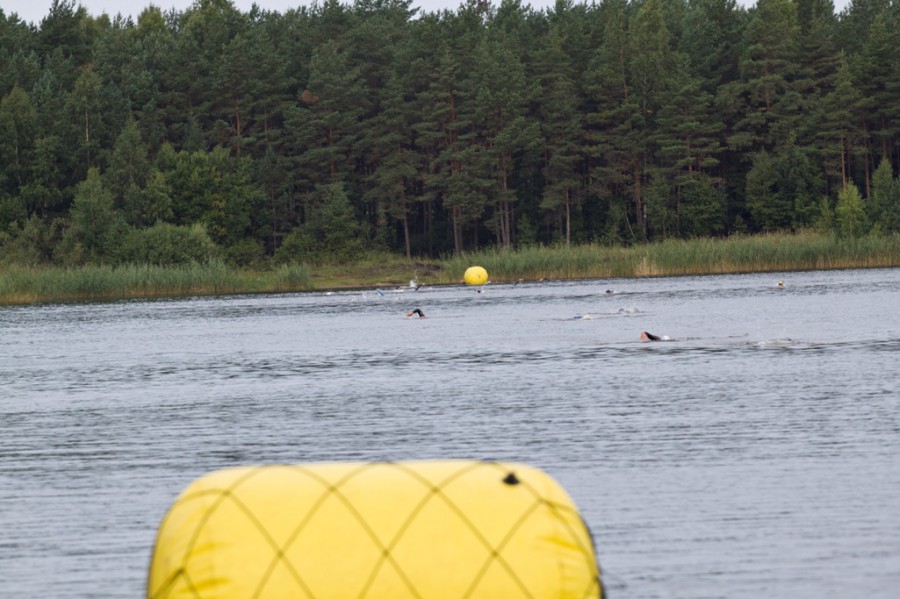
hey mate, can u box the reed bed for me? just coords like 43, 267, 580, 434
2, 232, 897, 305
442, 232, 900, 282
0, 262, 312, 305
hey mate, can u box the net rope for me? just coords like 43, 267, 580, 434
148, 461, 602, 599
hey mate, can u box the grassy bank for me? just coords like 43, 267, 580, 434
442, 232, 900, 282
2, 232, 898, 305
0, 261, 312, 305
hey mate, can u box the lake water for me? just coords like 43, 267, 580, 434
1, 268, 899, 598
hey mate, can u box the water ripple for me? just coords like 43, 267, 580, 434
2, 268, 900, 598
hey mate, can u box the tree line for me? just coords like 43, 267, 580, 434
1, 0, 899, 267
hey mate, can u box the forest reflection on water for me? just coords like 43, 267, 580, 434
1, 268, 899, 598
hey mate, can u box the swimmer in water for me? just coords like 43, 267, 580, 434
406, 308, 426, 318
640, 331, 670, 342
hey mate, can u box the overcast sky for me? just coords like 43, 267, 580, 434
2, 0, 852, 27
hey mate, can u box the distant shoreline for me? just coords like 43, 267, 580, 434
2, 232, 898, 306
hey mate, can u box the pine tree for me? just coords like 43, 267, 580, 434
653, 56, 725, 238
729, 0, 801, 151
625, 0, 673, 238
679, 0, 744, 91
0, 85, 36, 194
362, 70, 419, 256
124, 170, 174, 227
534, 27, 583, 245
64, 67, 104, 174
818, 56, 864, 193
422, 40, 485, 255
285, 40, 365, 187
855, 14, 898, 176
583, 0, 641, 242
868, 158, 899, 233
299, 181, 363, 262
66, 167, 119, 261
678, 174, 727, 237
746, 149, 789, 230
105, 120, 151, 203
38, 0, 93, 67
471, 31, 540, 248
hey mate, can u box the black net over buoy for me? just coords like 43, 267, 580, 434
148, 460, 604, 599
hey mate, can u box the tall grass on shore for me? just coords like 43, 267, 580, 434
0, 261, 312, 305
307, 252, 438, 288
441, 232, 900, 283
2, 232, 898, 305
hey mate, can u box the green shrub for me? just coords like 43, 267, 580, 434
224, 238, 265, 267
835, 183, 868, 238
273, 229, 315, 264
118, 223, 219, 265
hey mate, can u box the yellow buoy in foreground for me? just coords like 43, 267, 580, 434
148, 460, 603, 599
464, 265, 488, 286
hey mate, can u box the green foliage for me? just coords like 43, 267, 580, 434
0, 216, 60, 266
161, 146, 265, 247
285, 40, 365, 184
123, 170, 174, 227
273, 228, 314, 265
535, 26, 582, 246
274, 183, 364, 265
23, 134, 67, 217
3, 0, 900, 266
223, 238, 265, 267
106, 120, 151, 201
516, 213, 537, 248
869, 159, 900, 233
855, 15, 899, 161
293, 182, 363, 263
603, 200, 630, 246
679, 176, 726, 238
64, 67, 105, 173
0, 194, 27, 228
818, 56, 863, 191
746, 151, 787, 231
62, 168, 122, 262
118, 222, 218, 266
835, 182, 868, 238
0, 85, 37, 193
816, 196, 834, 232
733, 0, 801, 149
644, 170, 675, 239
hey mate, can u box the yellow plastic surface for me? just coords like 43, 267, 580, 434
463, 266, 489, 286
148, 460, 602, 599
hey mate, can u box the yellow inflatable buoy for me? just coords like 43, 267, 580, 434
148, 460, 604, 599
464, 266, 488, 286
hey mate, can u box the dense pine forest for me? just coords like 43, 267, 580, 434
1, 0, 899, 269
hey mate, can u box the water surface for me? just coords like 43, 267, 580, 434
2, 268, 899, 597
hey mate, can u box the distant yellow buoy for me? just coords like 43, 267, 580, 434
464, 266, 488, 286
